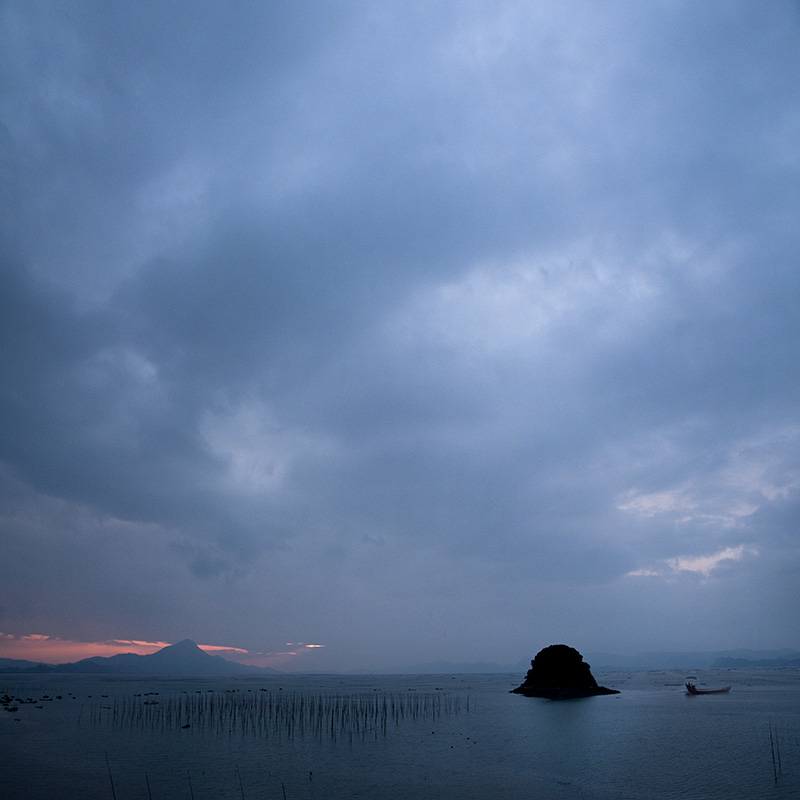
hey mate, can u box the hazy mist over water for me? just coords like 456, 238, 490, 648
1, 670, 798, 799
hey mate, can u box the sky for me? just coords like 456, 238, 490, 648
1, 1, 799, 673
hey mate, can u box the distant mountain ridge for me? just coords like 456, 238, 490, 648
711, 654, 800, 669
586, 648, 800, 671
380, 659, 530, 675
0, 639, 274, 675
396, 648, 800, 674
2, 643, 798, 675
0, 657, 48, 672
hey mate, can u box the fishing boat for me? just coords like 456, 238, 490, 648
685, 676, 731, 695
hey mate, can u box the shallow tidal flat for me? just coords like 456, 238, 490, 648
93, 685, 464, 740
1, 671, 799, 799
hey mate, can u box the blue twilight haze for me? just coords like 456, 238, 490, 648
1, 1, 799, 671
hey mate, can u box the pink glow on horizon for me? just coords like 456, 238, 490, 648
0, 633, 326, 669
212, 643, 327, 670
0, 633, 171, 663
196, 644, 249, 654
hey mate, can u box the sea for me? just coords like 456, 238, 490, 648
1, 669, 798, 799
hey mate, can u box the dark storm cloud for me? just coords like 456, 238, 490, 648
1, 0, 799, 669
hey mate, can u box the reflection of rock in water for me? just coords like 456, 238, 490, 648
511, 644, 620, 699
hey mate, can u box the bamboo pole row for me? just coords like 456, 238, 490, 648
91, 688, 466, 741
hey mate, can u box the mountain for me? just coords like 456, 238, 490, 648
391, 649, 800, 674
4, 643, 798, 676
711, 652, 800, 669
0, 640, 275, 675
586, 648, 800, 671
0, 658, 51, 671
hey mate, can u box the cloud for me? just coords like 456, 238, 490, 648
666, 545, 758, 578
0, 634, 171, 663
1, 0, 799, 669
0, 632, 326, 667
627, 544, 759, 580
618, 489, 697, 519
625, 568, 660, 578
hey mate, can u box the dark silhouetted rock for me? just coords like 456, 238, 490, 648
511, 644, 619, 699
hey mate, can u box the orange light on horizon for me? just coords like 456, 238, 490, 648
196, 644, 249, 654
110, 639, 173, 649
0, 632, 326, 668
0, 633, 170, 663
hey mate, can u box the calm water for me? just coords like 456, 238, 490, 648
1, 669, 798, 799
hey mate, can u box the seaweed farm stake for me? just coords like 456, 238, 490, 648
102, 687, 466, 743
236, 764, 246, 799
105, 751, 117, 800
769, 720, 778, 783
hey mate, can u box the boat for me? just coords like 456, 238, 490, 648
685, 676, 731, 695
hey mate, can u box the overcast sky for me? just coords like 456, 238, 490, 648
1, 0, 799, 672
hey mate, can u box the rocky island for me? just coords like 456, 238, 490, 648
511, 644, 620, 699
